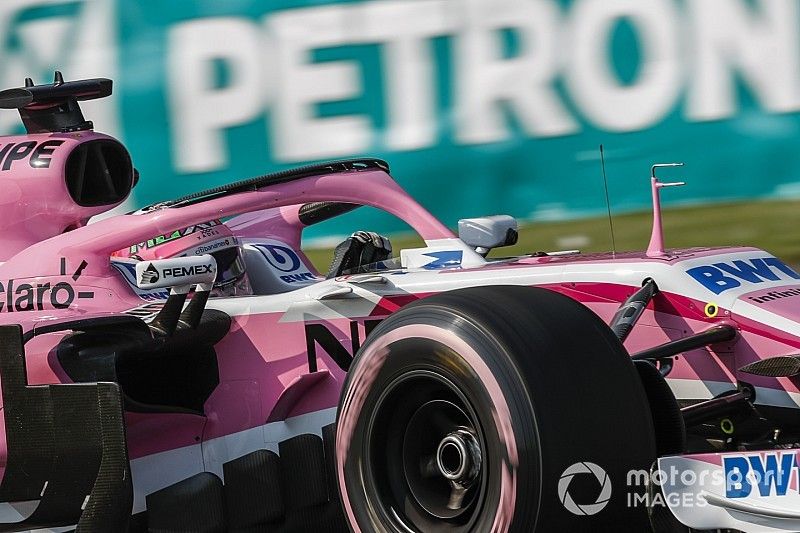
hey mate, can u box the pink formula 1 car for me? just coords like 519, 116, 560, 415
0, 75, 797, 533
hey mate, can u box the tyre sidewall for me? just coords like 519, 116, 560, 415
337, 286, 656, 533
337, 310, 539, 533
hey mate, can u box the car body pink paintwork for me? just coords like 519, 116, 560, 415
1, 129, 799, 529
0, 131, 125, 262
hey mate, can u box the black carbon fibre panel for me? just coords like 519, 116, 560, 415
0, 325, 132, 532
147, 159, 388, 210
0, 325, 55, 503
224, 450, 283, 528
147, 425, 348, 532
297, 202, 359, 226
321, 423, 339, 503
57, 310, 228, 415
146, 473, 226, 533
26, 385, 102, 527
77, 382, 133, 532
279, 435, 328, 510
280, 427, 348, 533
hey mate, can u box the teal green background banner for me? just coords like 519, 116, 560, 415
2, 0, 800, 238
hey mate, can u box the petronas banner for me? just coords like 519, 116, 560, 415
2, 0, 800, 236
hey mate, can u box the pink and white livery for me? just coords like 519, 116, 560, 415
0, 74, 796, 533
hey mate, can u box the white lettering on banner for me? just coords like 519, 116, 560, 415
686, 0, 800, 121
565, 0, 681, 131
165, 0, 800, 171
269, 5, 371, 161
455, 0, 578, 143
167, 18, 265, 172
364, 0, 451, 151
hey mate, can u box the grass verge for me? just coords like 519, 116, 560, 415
303, 199, 800, 271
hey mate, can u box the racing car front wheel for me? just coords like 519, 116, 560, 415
336, 285, 658, 532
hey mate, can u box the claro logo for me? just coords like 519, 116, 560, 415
0, 259, 94, 312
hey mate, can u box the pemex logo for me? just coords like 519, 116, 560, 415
558, 462, 612, 516
139, 263, 160, 284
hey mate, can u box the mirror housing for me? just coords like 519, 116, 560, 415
134, 255, 218, 336
458, 215, 518, 256
135, 255, 217, 292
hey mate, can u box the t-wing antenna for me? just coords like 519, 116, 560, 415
0, 71, 112, 133
647, 163, 684, 257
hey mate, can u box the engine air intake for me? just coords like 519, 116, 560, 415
65, 139, 133, 207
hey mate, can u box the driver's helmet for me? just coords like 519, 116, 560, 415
112, 219, 252, 296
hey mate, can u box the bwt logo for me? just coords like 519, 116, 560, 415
724, 453, 799, 499
257, 244, 301, 273
686, 257, 800, 295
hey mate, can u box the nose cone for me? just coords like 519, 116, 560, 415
736, 285, 800, 324
731, 285, 800, 410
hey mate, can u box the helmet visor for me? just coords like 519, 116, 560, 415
212, 246, 247, 288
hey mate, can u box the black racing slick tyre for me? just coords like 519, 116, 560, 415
335, 286, 657, 532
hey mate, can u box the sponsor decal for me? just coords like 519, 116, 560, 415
127, 220, 221, 254
0, 140, 64, 170
686, 257, 800, 295
589, 453, 800, 517
257, 243, 301, 272
139, 263, 159, 284
747, 287, 800, 304
252, 242, 318, 284
135, 256, 218, 290
304, 319, 383, 371
192, 237, 232, 255
723, 452, 798, 499
160, 264, 214, 279
111, 260, 169, 301
0, 258, 93, 312
281, 272, 316, 283
422, 250, 463, 269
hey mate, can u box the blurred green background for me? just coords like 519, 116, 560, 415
2, 0, 800, 259
303, 199, 800, 270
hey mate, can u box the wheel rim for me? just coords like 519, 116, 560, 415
364, 369, 488, 531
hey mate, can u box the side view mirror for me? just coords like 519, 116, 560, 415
135, 255, 217, 291
458, 215, 518, 256
134, 255, 218, 335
